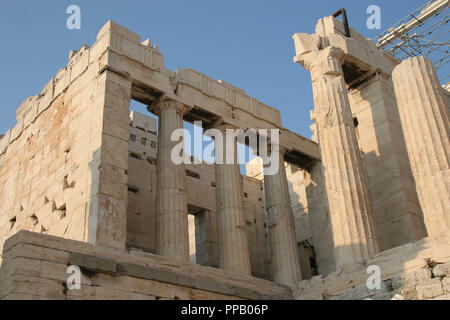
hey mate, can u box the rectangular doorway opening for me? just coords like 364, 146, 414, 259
188, 204, 218, 267
298, 240, 319, 280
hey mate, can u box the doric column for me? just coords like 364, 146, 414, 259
263, 145, 302, 286
295, 46, 379, 272
213, 125, 252, 275
154, 98, 189, 261
392, 56, 450, 236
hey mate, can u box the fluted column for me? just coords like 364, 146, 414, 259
296, 47, 379, 272
392, 56, 450, 236
154, 99, 189, 261
214, 125, 252, 275
263, 146, 302, 286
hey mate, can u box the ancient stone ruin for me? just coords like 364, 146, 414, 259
0, 15, 449, 300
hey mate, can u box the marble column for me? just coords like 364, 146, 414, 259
392, 56, 450, 236
154, 99, 190, 261
296, 47, 379, 272
214, 125, 252, 275
263, 146, 302, 285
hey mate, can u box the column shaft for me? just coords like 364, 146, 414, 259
215, 129, 252, 275
263, 150, 302, 285
392, 56, 450, 236
306, 48, 379, 272
155, 100, 189, 261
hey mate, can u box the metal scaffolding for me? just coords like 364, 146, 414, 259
375, 0, 450, 83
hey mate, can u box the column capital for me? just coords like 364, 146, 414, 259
151, 97, 190, 116
204, 120, 237, 133
297, 46, 345, 78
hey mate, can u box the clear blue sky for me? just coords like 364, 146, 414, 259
0, 0, 428, 139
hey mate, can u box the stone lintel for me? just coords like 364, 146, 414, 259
94, 21, 320, 162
